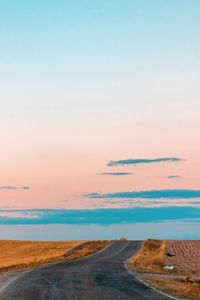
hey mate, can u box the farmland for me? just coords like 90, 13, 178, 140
0, 240, 109, 273
130, 239, 200, 300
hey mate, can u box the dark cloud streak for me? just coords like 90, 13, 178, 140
99, 172, 133, 176
108, 157, 182, 167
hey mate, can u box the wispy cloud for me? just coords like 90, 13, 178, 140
107, 157, 182, 167
0, 211, 38, 219
99, 172, 133, 176
0, 186, 30, 190
167, 176, 182, 179
0, 186, 17, 190
86, 189, 200, 199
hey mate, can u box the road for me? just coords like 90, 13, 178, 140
0, 241, 173, 300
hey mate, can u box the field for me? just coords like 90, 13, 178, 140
167, 240, 200, 275
0, 240, 110, 273
130, 239, 200, 300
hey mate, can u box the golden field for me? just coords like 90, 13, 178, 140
0, 240, 110, 273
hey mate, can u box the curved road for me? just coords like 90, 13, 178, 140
0, 241, 172, 300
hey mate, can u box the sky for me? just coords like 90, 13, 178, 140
0, 0, 200, 229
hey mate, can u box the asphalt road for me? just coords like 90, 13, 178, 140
0, 241, 173, 300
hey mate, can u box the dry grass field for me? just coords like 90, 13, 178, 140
130, 239, 167, 272
0, 240, 110, 273
130, 239, 200, 300
141, 274, 200, 300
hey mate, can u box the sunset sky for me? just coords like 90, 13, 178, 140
0, 0, 200, 224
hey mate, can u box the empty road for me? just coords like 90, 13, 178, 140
0, 241, 173, 300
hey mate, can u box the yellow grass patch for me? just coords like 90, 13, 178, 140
130, 239, 167, 272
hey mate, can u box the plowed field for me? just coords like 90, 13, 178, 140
167, 240, 200, 274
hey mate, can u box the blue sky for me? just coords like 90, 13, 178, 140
1, 0, 199, 109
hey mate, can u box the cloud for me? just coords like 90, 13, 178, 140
167, 176, 182, 179
0, 186, 30, 190
0, 186, 17, 190
89, 198, 200, 209
86, 189, 200, 199
99, 172, 133, 176
0, 211, 38, 219
0, 207, 200, 225
107, 157, 182, 166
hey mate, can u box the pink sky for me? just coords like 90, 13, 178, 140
0, 149, 200, 209
0, 0, 200, 210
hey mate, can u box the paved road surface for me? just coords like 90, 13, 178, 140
0, 241, 173, 300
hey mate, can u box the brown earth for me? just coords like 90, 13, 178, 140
167, 240, 200, 275
0, 240, 110, 273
